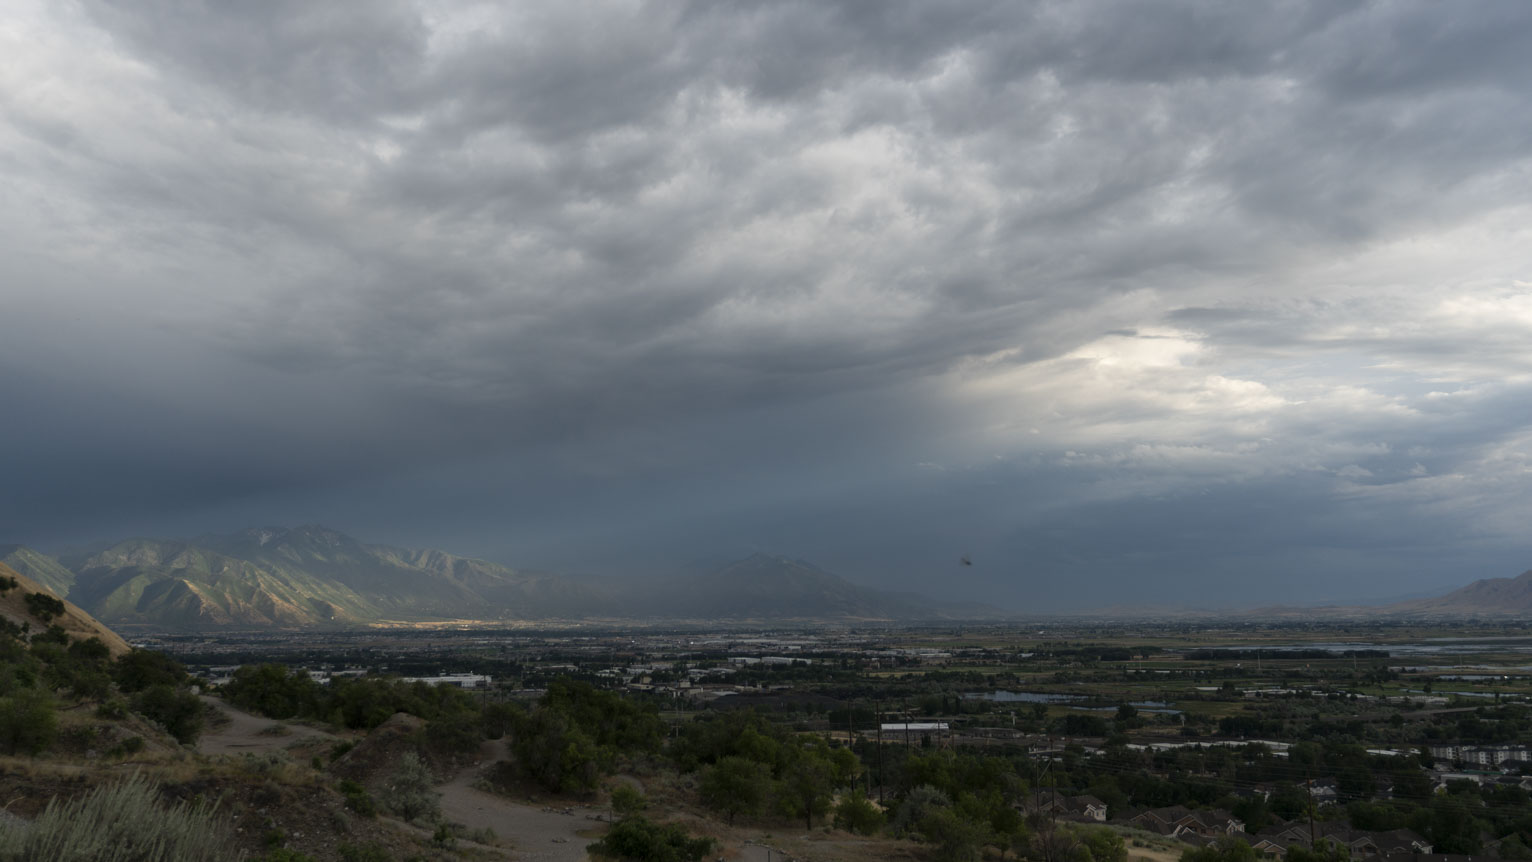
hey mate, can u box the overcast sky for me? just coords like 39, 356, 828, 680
4, 1, 1532, 611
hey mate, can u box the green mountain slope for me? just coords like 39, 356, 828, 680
0, 545, 76, 597
67, 537, 380, 628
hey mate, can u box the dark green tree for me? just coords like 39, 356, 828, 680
698, 756, 770, 825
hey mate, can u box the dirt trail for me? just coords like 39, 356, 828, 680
195, 695, 337, 756
435, 739, 603, 862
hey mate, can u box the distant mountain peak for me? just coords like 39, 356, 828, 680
734, 552, 820, 570
1385, 566, 1532, 616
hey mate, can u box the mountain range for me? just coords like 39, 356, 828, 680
0, 526, 1000, 630
1381, 569, 1532, 617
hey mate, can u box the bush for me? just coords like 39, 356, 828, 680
587, 815, 714, 862
0, 687, 58, 756
107, 735, 146, 758
920, 807, 990, 862
338, 780, 378, 818
422, 711, 481, 756
96, 698, 129, 720
834, 790, 886, 835
132, 684, 205, 745
23, 592, 66, 622
379, 751, 439, 823
114, 649, 189, 693
0, 772, 239, 860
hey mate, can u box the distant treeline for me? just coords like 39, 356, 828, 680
1184, 648, 1390, 660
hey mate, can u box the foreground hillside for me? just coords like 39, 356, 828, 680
0, 561, 129, 655
12, 526, 1000, 630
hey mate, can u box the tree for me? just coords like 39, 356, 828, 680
379, 752, 440, 824
511, 708, 602, 793
23, 592, 65, 623
222, 664, 319, 719
113, 649, 188, 693
698, 756, 770, 825
779, 750, 835, 829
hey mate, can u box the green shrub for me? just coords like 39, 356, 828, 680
612, 783, 647, 817
834, 790, 886, 835
0, 772, 240, 860
587, 816, 714, 862
338, 780, 378, 818
23, 592, 66, 622
112, 734, 147, 756
422, 711, 481, 756
96, 697, 129, 720
0, 687, 58, 756
378, 752, 439, 824
114, 649, 189, 693
132, 684, 205, 744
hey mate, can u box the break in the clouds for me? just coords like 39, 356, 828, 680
4, 1, 1532, 611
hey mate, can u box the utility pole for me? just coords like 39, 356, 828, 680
1307, 775, 1317, 849
875, 698, 884, 802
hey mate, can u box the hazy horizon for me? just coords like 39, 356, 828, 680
6, 2, 1532, 612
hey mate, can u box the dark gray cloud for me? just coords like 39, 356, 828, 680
3, 1, 1532, 610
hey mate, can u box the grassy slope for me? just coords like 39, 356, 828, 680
68, 539, 381, 628
0, 560, 131, 655
0, 545, 76, 597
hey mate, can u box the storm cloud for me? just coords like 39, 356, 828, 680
4, 1, 1532, 610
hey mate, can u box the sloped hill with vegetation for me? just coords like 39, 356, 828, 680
0, 561, 129, 656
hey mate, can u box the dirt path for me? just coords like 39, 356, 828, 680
195, 695, 337, 756
435, 740, 603, 862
